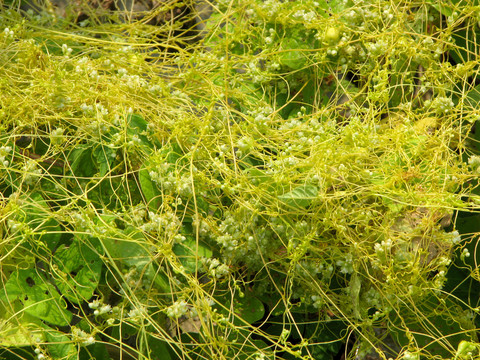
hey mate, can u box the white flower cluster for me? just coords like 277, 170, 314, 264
433, 269, 446, 289
130, 204, 146, 225
264, 28, 276, 45
22, 159, 43, 185
258, 0, 281, 17
374, 238, 393, 253
236, 136, 254, 157
425, 96, 455, 115
248, 105, 273, 126
245, 60, 267, 84
192, 215, 210, 237
343, 2, 396, 29
171, 89, 191, 101
72, 327, 95, 346
216, 233, 238, 253
53, 95, 71, 109
80, 102, 109, 118
50, 127, 64, 145
7, 219, 24, 233
336, 253, 354, 274
128, 306, 146, 321
0, 145, 12, 167
75, 56, 92, 74
402, 350, 420, 360
447, 230, 461, 244
88, 300, 112, 316
140, 210, 181, 239
468, 155, 480, 173
366, 40, 389, 57
120, 72, 147, 89
148, 163, 193, 197
293, 9, 316, 23
84, 119, 109, 139
254, 352, 268, 360
310, 295, 324, 309
165, 300, 196, 319
3, 27, 14, 39
34, 348, 47, 360
204, 258, 230, 279
61, 43, 73, 56
71, 211, 91, 232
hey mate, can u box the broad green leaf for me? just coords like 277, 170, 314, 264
138, 165, 161, 210
54, 240, 103, 304
0, 347, 39, 360
101, 226, 151, 269
80, 342, 111, 360
147, 335, 173, 360
16, 192, 61, 251
429, 0, 480, 17
162, 142, 184, 165
46, 331, 76, 360
278, 185, 318, 209
1, 269, 72, 326
144, 264, 171, 293
279, 38, 308, 70
0, 300, 46, 347
93, 145, 116, 177
390, 296, 476, 358
450, 26, 480, 65
216, 290, 265, 325
245, 167, 271, 185
463, 84, 480, 109
173, 236, 212, 273
127, 114, 156, 149
349, 272, 362, 320
68, 146, 95, 177
231, 339, 273, 360
233, 293, 265, 325
429, 2, 454, 17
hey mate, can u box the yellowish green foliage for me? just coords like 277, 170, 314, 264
1, 1, 480, 360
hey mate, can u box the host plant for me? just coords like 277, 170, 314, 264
1, 0, 480, 360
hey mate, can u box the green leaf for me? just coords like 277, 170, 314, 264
0, 299, 47, 347
278, 185, 318, 209
45, 331, 76, 360
93, 145, 116, 177
68, 146, 95, 177
216, 290, 265, 325
163, 142, 184, 165
147, 335, 173, 360
138, 165, 161, 210
464, 84, 480, 109
144, 264, 171, 293
53, 240, 103, 304
450, 27, 480, 65
101, 226, 151, 269
0, 347, 37, 360
1, 269, 72, 326
234, 293, 265, 325
127, 114, 156, 149
390, 296, 476, 358
279, 38, 309, 70
173, 236, 212, 273
428, 1, 454, 17
429, 0, 480, 17
349, 272, 362, 320
230, 339, 273, 360
17, 192, 62, 252
80, 343, 111, 360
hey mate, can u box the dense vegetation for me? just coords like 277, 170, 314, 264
1, 0, 480, 359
